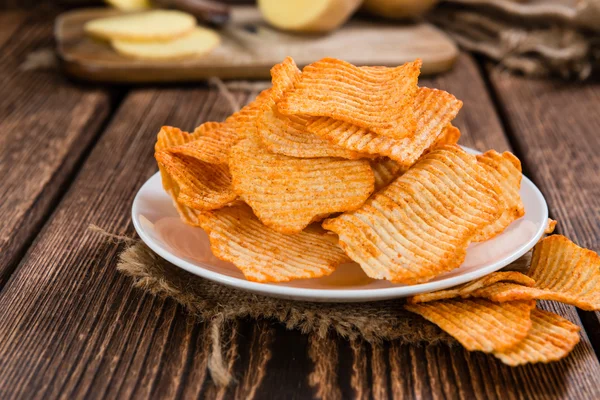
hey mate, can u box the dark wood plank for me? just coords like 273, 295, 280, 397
1, 51, 599, 400
486, 67, 600, 347
0, 11, 112, 285
0, 87, 237, 399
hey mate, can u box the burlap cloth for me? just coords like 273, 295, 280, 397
429, 0, 600, 79
93, 226, 532, 386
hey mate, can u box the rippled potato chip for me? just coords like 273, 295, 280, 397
167, 122, 234, 165
370, 158, 406, 191
155, 126, 207, 226
545, 218, 557, 234
229, 138, 374, 234
197, 204, 351, 282
407, 271, 535, 304
278, 58, 422, 139
155, 150, 237, 211
405, 299, 535, 352
306, 88, 462, 166
493, 309, 580, 366
473, 150, 524, 242
323, 146, 502, 284
257, 57, 362, 158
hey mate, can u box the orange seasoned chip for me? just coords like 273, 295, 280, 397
278, 58, 422, 139
155, 150, 237, 211
197, 204, 351, 282
407, 271, 535, 304
473, 150, 524, 242
257, 57, 363, 159
545, 218, 557, 234
405, 299, 535, 352
526, 235, 600, 310
323, 146, 503, 284
166, 122, 235, 165
370, 158, 406, 191
155, 126, 206, 226
306, 88, 462, 167
229, 138, 374, 234
493, 309, 580, 366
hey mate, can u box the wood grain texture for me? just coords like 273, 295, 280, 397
1, 50, 600, 400
0, 11, 111, 285
0, 87, 252, 400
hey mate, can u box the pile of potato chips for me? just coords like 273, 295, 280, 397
153, 56, 599, 365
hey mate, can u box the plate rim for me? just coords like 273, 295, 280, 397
132, 146, 548, 302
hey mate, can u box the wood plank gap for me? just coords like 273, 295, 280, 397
0, 88, 127, 290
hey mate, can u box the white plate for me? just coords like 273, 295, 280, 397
132, 147, 548, 302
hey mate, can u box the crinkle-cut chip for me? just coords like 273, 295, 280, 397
407, 271, 535, 304
257, 57, 363, 159
168, 122, 236, 165
305, 87, 463, 166
405, 299, 536, 352
278, 58, 422, 139
323, 145, 503, 284
493, 309, 580, 366
229, 88, 273, 139
472, 150, 524, 242
370, 158, 406, 191
545, 218, 557, 234
155, 150, 236, 211
155, 126, 206, 226
229, 138, 374, 234
526, 235, 600, 310
432, 124, 461, 148
197, 204, 351, 282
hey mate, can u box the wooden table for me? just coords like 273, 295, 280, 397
1, 10, 600, 400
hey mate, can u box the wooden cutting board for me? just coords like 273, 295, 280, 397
55, 6, 458, 83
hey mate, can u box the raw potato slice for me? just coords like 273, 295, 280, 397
257, 57, 363, 159
472, 150, 524, 242
306, 88, 462, 166
370, 158, 406, 191
279, 58, 422, 139
112, 27, 221, 60
258, 0, 363, 33
405, 299, 536, 352
155, 150, 237, 211
406, 271, 535, 304
106, 0, 151, 11
229, 138, 374, 234
197, 204, 351, 282
85, 10, 196, 42
493, 309, 580, 366
154, 126, 206, 226
323, 146, 503, 284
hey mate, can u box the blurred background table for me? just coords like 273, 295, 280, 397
1, 6, 600, 400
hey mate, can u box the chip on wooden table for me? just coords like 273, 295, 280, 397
278, 58, 422, 139
323, 145, 503, 284
306, 88, 462, 166
155, 126, 208, 226
155, 149, 236, 211
407, 271, 535, 304
370, 158, 405, 191
473, 236, 600, 310
229, 138, 374, 234
405, 299, 535, 352
257, 57, 362, 158
197, 204, 351, 282
493, 309, 580, 366
545, 218, 557, 234
85, 10, 196, 42
472, 150, 524, 242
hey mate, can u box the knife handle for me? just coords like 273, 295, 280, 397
154, 0, 231, 26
